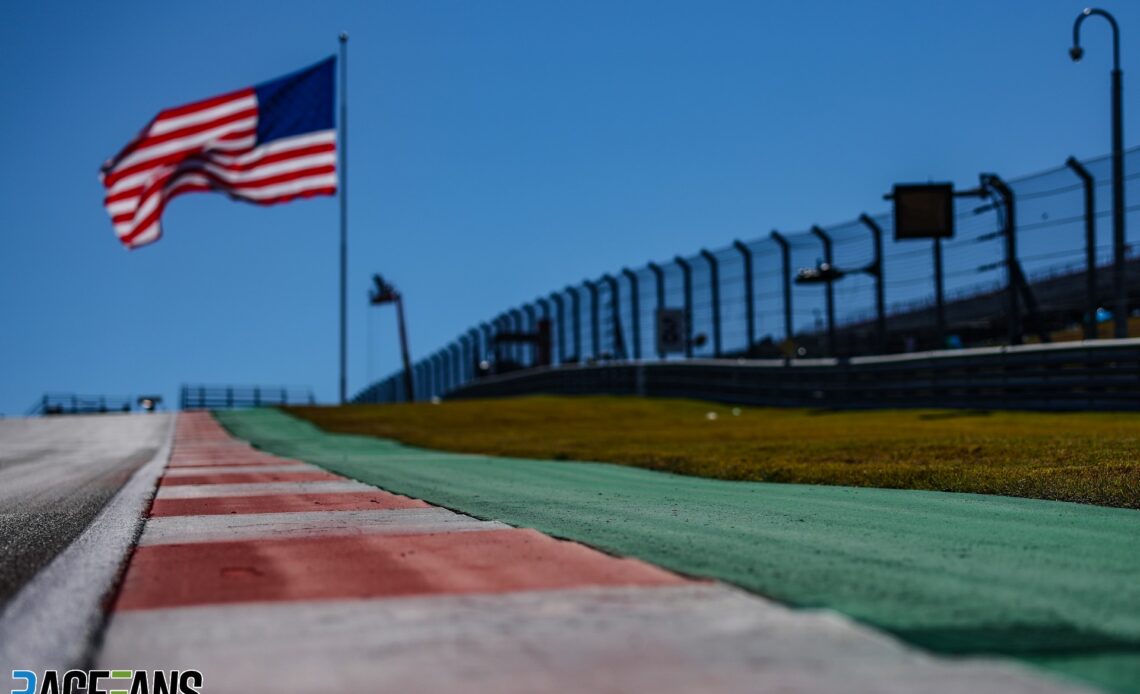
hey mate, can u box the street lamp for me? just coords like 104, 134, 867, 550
369, 274, 415, 402
1071, 7, 1128, 339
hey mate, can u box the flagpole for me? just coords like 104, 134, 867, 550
338, 32, 349, 404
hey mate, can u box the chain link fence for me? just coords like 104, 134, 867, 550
357, 146, 1140, 403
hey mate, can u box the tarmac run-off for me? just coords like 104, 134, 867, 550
91, 413, 1090, 694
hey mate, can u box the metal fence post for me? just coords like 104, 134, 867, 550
458, 334, 471, 385
536, 297, 552, 365
566, 286, 582, 361
858, 214, 888, 353
982, 173, 1021, 345
934, 236, 946, 348
469, 328, 482, 378
699, 249, 722, 357
523, 303, 537, 366
551, 293, 566, 363
601, 274, 624, 359
585, 280, 601, 359
647, 262, 666, 358
810, 226, 836, 357
1066, 156, 1099, 340
480, 323, 493, 370
621, 268, 641, 360
450, 343, 462, 391
673, 256, 693, 358
732, 240, 755, 354
510, 308, 525, 363
770, 231, 793, 346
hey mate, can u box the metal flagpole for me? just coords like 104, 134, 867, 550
338, 32, 349, 403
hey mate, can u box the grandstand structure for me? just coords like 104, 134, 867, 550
356, 147, 1140, 405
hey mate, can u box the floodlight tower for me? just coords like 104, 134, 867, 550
369, 274, 414, 402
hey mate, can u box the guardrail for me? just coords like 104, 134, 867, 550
26, 393, 135, 416
448, 338, 1140, 411
179, 385, 315, 410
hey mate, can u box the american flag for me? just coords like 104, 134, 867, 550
100, 58, 337, 250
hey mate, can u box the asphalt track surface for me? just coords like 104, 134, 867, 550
0, 413, 169, 609
219, 408, 1140, 694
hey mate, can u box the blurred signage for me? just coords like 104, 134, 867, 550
656, 308, 686, 354
892, 183, 954, 240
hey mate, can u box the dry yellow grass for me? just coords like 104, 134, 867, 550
287, 396, 1140, 508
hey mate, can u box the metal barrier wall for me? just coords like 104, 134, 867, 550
357, 146, 1140, 404
446, 339, 1140, 412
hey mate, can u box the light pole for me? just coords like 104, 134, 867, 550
369, 275, 414, 402
1071, 7, 1127, 338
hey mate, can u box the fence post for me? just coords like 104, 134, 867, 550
585, 280, 601, 359
673, 256, 693, 358
647, 262, 665, 359
450, 343, 461, 390
493, 314, 506, 364
510, 308, 525, 363
982, 173, 1020, 345
1066, 156, 1099, 340
934, 235, 946, 348
732, 240, 755, 355
459, 334, 471, 385
469, 328, 482, 378
810, 226, 836, 357
523, 304, 538, 366
699, 249, 722, 357
621, 268, 641, 360
858, 214, 888, 353
550, 293, 565, 363
770, 231, 793, 347
566, 286, 582, 361
601, 274, 624, 359
480, 323, 493, 371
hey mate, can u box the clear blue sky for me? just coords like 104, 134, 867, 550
2, 0, 1138, 414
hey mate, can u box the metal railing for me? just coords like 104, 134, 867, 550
179, 384, 315, 410
357, 146, 1140, 404
26, 393, 135, 416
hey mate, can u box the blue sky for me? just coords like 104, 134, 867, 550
2, 0, 1139, 414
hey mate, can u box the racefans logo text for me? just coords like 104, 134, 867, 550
11, 670, 203, 694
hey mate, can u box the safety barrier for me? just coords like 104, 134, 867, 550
448, 338, 1140, 411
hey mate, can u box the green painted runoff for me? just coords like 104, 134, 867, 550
217, 408, 1140, 694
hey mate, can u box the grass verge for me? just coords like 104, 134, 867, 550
287, 396, 1140, 508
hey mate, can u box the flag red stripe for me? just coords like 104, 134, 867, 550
102, 111, 258, 187
104, 142, 335, 204
119, 165, 335, 243
153, 87, 255, 122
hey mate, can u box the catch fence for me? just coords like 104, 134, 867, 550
356, 147, 1140, 404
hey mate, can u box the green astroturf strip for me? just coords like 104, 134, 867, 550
217, 408, 1140, 694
